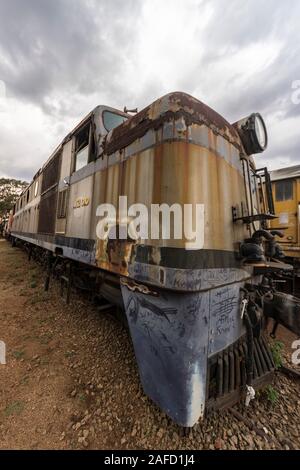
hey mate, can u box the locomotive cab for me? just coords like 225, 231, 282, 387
73, 106, 130, 173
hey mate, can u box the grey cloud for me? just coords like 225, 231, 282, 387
0, 0, 142, 111
179, 0, 300, 167
184, 0, 300, 113
201, 0, 296, 51
0, 0, 300, 179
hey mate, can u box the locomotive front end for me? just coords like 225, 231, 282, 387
97, 92, 292, 426
10, 84, 298, 428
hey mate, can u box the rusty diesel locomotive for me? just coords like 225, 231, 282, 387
9, 92, 300, 426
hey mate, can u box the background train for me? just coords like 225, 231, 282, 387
269, 165, 300, 297
6, 92, 300, 427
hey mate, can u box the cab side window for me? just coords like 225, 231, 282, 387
275, 180, 293, 202
74, 122, 95, 172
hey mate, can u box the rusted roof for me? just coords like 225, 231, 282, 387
104, 91, 242, 155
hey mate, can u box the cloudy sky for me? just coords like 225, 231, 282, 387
0, 0, 299, 181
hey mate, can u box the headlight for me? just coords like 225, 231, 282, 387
233, 113, 268, 155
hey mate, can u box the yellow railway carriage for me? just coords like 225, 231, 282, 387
270, 165, 300, 262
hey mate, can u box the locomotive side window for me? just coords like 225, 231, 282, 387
74, 122, 95, 172
275, 179, 293, 201
75, 146, 89, 172
103, 111, 127, 132
41, 152, 61, 194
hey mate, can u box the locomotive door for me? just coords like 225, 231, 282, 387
55, 139, 73, 235
56, 188, 69, 234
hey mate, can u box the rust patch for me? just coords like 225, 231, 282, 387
105, 92, 242, 156
169, 92, 233, 134
96, 233, 136, 276
120, 277, 159, 296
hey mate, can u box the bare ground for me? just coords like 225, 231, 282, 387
0, 238, 299, 450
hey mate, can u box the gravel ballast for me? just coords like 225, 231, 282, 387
0, 238, 299, 450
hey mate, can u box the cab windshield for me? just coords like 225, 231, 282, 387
103, 111, 128, 132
